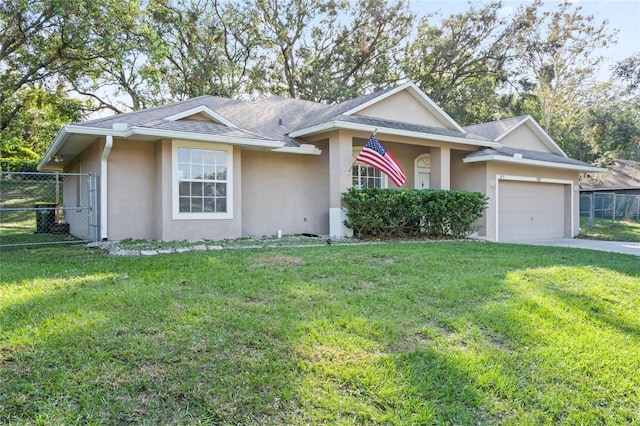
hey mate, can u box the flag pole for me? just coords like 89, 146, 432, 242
346, 128, 378, 175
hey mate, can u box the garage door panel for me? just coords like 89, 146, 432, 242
499, 181, 566, 242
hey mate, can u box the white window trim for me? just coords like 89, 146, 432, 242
352, 148, 388, 189
172, 140, 233, 220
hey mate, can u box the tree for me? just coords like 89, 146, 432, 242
255, 0, 342, 98
511, 0, 617, 138
613, 52, 640, 96
295, 0, 414, 103
576, 101, 640, 164
66, 0, 161, 112
0, 1, 95, 131
255, 0, 413, 102
0, 87, 84, 161
403, 1, 528, 125
147, 0, 269, 100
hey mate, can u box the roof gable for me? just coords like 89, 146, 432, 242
163, 105, 237, 128
343, 82, 465, 133
465, 115, 566, 156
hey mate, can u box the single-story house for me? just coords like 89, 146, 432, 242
580, 159, 640, 195
39, 81, 605, 243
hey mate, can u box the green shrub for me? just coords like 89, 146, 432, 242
342, 187, 487, 239
0, 159, 39, 172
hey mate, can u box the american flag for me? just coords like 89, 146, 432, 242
356, 135, 406, 187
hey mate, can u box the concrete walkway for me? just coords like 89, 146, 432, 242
517, 238, 640, 256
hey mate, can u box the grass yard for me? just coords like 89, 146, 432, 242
580, 216, 640, 242
1, 242, 639, 425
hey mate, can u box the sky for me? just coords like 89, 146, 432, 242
408, 0, 640, 79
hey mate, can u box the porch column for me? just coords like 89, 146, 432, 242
329, 132, 353, 237
430, 147, 450, 190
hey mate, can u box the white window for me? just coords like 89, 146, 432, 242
172, 141, 233, 219
352, 148, 387, 189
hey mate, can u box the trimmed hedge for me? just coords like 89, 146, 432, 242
342, 187, 488, 239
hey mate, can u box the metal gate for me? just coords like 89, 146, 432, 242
0, 172, 99, 248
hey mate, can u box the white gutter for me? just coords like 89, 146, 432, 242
43, 124, 284, 156
100, 134, 114, 240
463, 154, 606, 173
288, 121, 501, 148
129, 127, 284, 149
272, 144, 322, 155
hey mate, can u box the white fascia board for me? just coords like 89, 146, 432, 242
272, 145, 322, 155
341, 81, 466, 134
38, 125, 285, 170
463, 154, 606, 173
289, 121, 501, 148
130, 127, 285, 149
404, 82, 467, 133
525, 117, 567, 156
64, 124, 281, 148
163, 106, 238, 128
38, 127, 68, 170
65, 124, 133, 137
38, 125, 122, 170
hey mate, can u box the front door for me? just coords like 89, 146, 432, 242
415, 154, 431, 189
417, 172, 430, 189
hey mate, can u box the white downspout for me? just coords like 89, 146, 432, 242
100, 134, 114, 240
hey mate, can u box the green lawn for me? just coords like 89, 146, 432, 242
1, 242, 639, 425
580, 216, 640, 242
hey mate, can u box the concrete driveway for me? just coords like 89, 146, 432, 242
516, 238, 640, 256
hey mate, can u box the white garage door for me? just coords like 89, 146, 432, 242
498, 181, 567, 242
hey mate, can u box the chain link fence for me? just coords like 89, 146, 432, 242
580, 193, 640, 228
0, 172, 99, 247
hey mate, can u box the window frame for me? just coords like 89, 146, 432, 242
172, 140, 233, 220
352, 148, 388, 189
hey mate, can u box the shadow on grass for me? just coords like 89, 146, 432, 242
1, 242, 639, 424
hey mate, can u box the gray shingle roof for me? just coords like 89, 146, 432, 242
79, 96, 242, 129
289, 86, 399, 131
337, 115, 491, 142
580, 159, 640, 190
151, 120, 266, 140
464, 116, 529, 140
67, 89, 536, 150
465, 147, 596, 168
77, 95, 327, 147
77, 86, 474, 148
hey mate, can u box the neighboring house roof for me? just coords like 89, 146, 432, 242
464, 147, 605, 173
580, 159, 640, 191
464, 115, 567, 156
